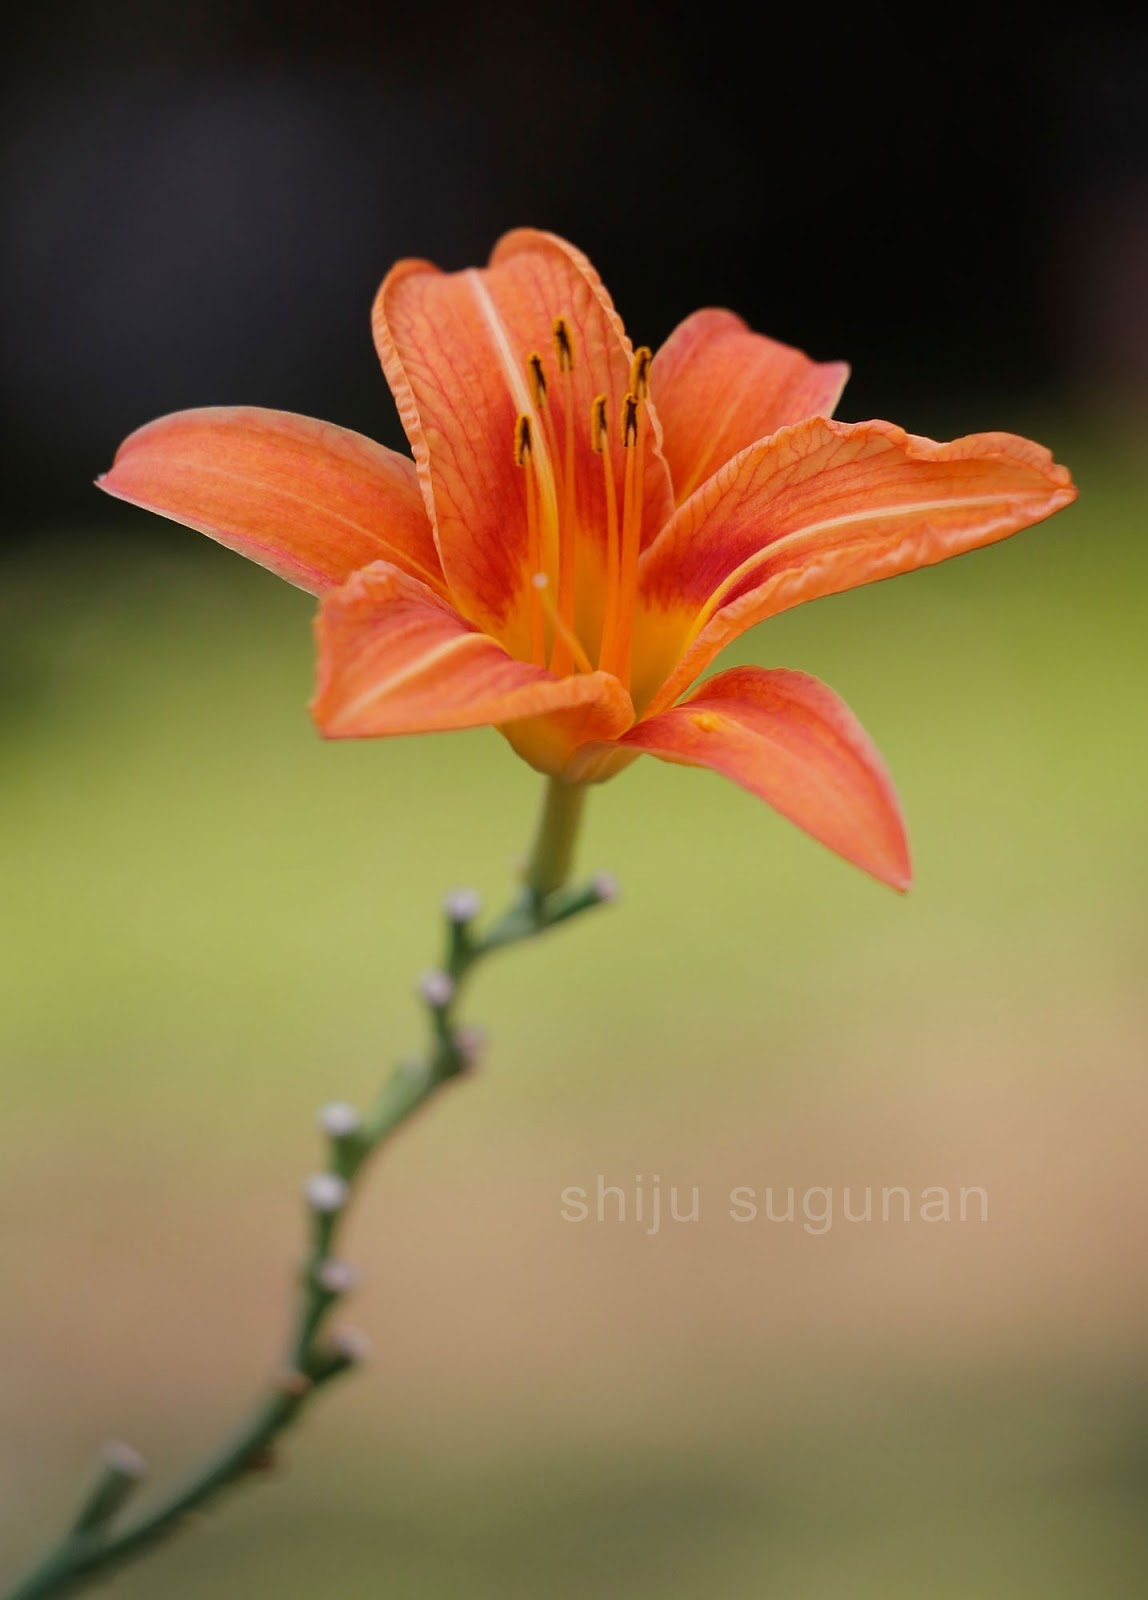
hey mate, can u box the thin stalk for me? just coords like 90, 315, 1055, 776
523, 778, 586, 903
6, 780, 611, 1600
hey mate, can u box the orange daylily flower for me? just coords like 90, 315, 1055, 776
99, 229, 1076, 890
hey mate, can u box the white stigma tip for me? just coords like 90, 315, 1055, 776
531, 571, 549, 589
316, 1258, 359, 1295
418, 969, 455, 1008
332, 1325, 371, 1363
443, 887, 482, 923
101, 1440, 146, 1478
592, 872, 620, 904
317, 1101, 361, 1139
304, 1172, 349, 1213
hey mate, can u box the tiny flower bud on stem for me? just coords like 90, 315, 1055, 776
304, 1173, 349, 1214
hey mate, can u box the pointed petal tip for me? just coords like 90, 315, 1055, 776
872, 792, 913, 894
859, 780, 912, 894
636, 415, 1081, 717
90, 406, 443, 597
826, 809, 912, 892
882, 846, 914, 895
614, 666, 916, 892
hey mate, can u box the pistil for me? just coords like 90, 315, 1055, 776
531, 573, 594, 674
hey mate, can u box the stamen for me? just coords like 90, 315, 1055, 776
553, 316, 575, 373
515, 413, 547, 666
593, 393, 622, 673
514, 412, 533, 468
622, 392, 640, 447
548, 314, 578, 676
531, 573, 593, 674
526, 351, 562, 494
629, 346, 652, 400
591, 394, 609, 453
600, 391, 644, 683
527, 352, 548, 408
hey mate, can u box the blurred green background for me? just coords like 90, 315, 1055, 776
2, 417, 1144, 1597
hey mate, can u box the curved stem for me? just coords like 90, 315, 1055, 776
7, 780, 609, 1600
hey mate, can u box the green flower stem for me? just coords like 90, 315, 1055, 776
6, 780, 609, 1600
523, 778, 586, 903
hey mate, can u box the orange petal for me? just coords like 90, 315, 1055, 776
98, 407, 444, 596
574, 665, 911, 890
650, 309, 849, 503
634, 418, 1077, 715
312, 562, 633, 761
372, 230, 673, 650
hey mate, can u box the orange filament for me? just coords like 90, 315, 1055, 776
598, 379, 646, 684
513, 319, 592, 679
549, 318, 578, 676
514, 413, 546, 667
592, 393, 621, 671
516, 320, 648, 684
528, 348, 563, 482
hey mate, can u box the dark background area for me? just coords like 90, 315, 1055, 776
4, 6, 1145, 544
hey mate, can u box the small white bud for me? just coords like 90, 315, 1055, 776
443, 887, 482, 923
100, 1440, 146, 1479
332, 1324, 371, 1363
317, 1101, 361, 1139
592, 872, 620, 904
454, 1024, 486, 1070
304, 1172, 349, 1213
316, 1258, 359, 1295
418, 969, 455, 1008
